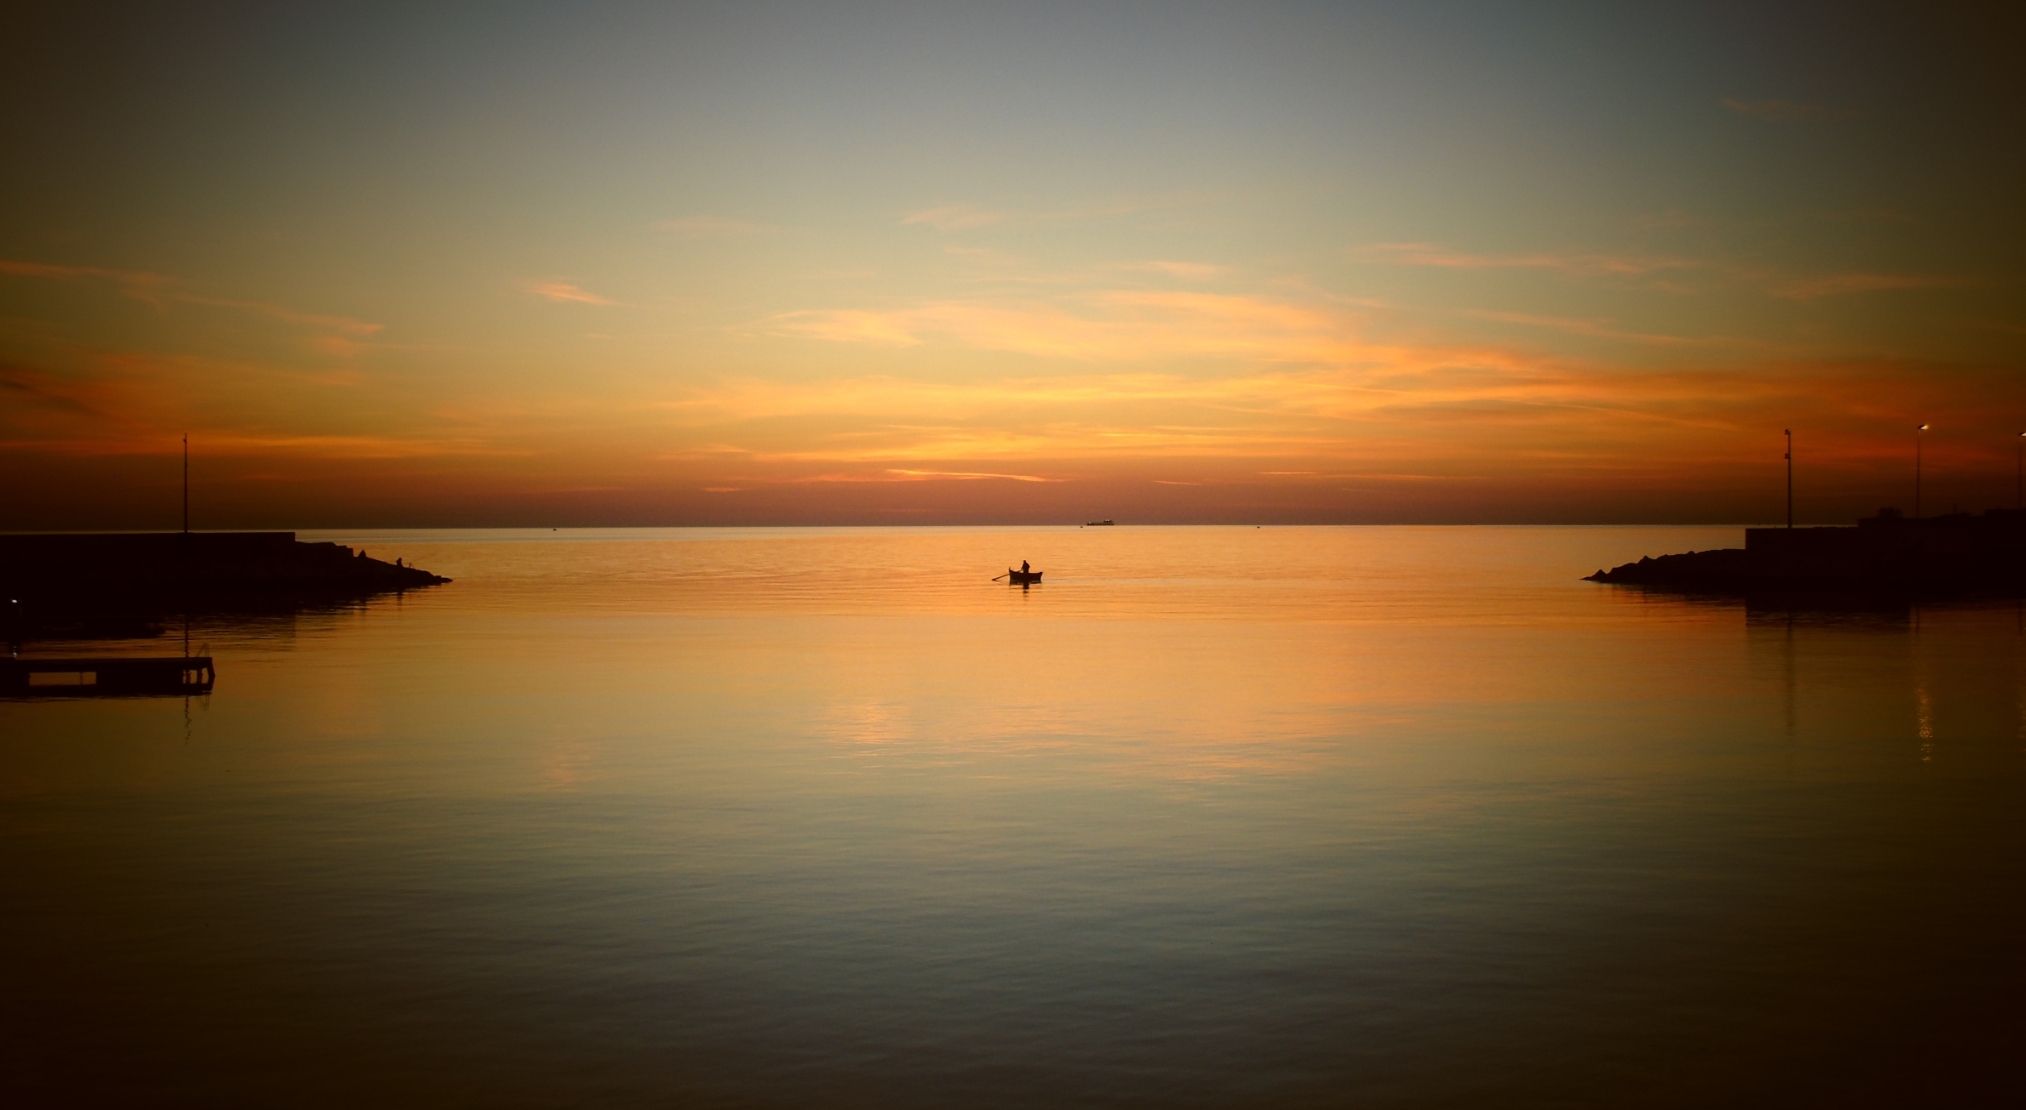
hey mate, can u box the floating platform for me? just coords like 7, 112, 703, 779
2, 656, 215, 698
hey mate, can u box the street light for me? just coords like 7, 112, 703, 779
1916, 424, 1929, 519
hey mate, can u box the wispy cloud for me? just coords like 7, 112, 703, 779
652, 215, 779, 237
885, 468, 1061, 482
647, 269, 1983, 485
1119, 260, 1226, 280
770, 309, 922, 346
902, 203, 1012, 231
177, 295, 383, 336
0, 409, 518, 459
0, 364, 108, 419
1466, 310, 1718, 347
0, 258, 380, 338
160, 432, 524, 459
1359, 243, 1957, 304
942, 243, 1023, 266
785, 468, 1064, 483
0, 258, 169, 302
642, 350, 1852, 474
686, 466, 1064, 485
1259, 470, 1481, 482
768, 290, 1371, 365
2, 242, 1994, 519
1358, 242, 1694, 277
529, 281, 612, 305
1722, 98, 1834, 122
0, 338, 549, 463
1768, 272, 1958, 299
902, 195, 1192, 233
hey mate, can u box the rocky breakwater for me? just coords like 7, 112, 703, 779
2, 532, 449, 637
1586, 509, 2026, 599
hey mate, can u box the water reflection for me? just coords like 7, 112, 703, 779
3, 527, 2022, 1108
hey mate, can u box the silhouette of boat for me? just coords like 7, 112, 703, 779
1084, 519, 1114, 526
1008, 569, 1043, 584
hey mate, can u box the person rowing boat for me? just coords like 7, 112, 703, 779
994, 561, 1043, 584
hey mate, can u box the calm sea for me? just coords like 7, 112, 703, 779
4, 526, 2023, 1108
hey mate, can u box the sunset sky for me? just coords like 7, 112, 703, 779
4, 2, 2022, 527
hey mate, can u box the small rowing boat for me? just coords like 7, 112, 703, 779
1007, 569, 1043, 584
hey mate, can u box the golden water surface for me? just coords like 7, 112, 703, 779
4, 526, 2022, 1107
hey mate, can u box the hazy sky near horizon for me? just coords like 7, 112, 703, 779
4, 1, 2022, 526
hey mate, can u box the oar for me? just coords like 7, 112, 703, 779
991, 572, 1009, 581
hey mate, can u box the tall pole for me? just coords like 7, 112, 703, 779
181, 435, 189, 662
2017, 432, 2023, 513
1915, 424, 1928, 519
1784, 428, 1793, 529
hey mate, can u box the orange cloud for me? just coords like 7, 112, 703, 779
5, 245, 2010, 528
1118, 260, 1226, 280
882, 468, 1062, 482
727, 468, 1066, 484
160, 432, 524, 459
0, 258, 169, 296
529, 281, 612, 305
902, 203, 1012, 231
0, 365, 115, 424
770, 309, 923, 346
769, 289, 1372, 364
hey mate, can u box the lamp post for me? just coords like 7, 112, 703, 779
1915, 424, 1928, 519
1784, 429, 1793, 528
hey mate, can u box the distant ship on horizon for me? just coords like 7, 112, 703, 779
1084, 519, 1115, 527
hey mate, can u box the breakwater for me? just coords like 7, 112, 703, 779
1587, 509, 2026, 597
2, 532, 448, 638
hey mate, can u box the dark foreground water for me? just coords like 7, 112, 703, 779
4, 526, 2023, 1108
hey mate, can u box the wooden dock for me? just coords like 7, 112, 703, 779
2, 656, 215, 698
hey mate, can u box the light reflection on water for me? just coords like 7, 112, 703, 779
3, 526, 2023, 1107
